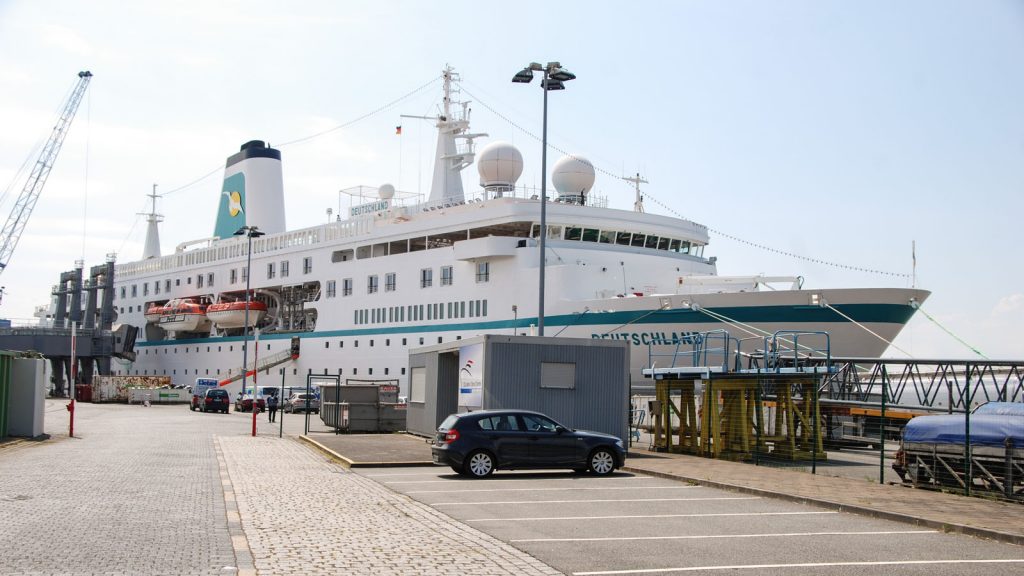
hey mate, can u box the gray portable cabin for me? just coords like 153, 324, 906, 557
406, 335, 630, 441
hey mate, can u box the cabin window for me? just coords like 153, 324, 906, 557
332, 249, 354, 263
131, 285, 137, 297
326, 280, 336, 298
230, 269, 237, 284
476, 262, 490, 283
281, 260, 289, 277
356, 245, 372, 259
154, 281, 160, 295
420, 268, 432, 288
120, 287, 126, 299
303, 257, 312, 274
267, 262, 276, 279
342, 278, 352, 296
367, 275, 378, 294
482, 299, 488, 316
208, 272, 214, 287
241, 267, 248, 282
565, 227, 583, 241
645, 235, 659, 249
669, 239, 681, 252
385, 273, 396, 292
440, 266, 453, 286
658, 237, 670, 250
143, 283, 150, 296
615, 232, 631, 246
630, 233, 646, 248
197, 275, 204, 288
547, 225, 563, 239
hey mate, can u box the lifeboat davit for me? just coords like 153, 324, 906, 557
207, 300, 267, 329
158, 299, 211, 333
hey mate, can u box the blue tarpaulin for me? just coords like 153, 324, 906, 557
903, 404, 1024, 447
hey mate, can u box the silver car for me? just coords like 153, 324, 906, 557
286, 393, 320, 414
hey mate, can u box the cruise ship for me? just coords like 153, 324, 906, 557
110, 67, 929, 394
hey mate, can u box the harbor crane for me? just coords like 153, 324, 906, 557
0, 70, 93, 278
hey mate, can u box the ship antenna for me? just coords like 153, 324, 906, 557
623, 173, 648, 213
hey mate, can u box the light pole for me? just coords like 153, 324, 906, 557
513, 61, 576, 336
234, 225, 264, 435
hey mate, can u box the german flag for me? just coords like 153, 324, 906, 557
395, 125, 402, 135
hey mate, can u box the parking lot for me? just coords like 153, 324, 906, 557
357, 465, 1024, 575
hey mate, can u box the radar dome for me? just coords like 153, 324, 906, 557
551, 155, 595, 201
378, 183, 395, 200
477, 141, 523, 192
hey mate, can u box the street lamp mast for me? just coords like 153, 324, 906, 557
512, 61, 576, 336
234, 225, 265, 434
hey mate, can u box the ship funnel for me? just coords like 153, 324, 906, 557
214, 140, 285, 239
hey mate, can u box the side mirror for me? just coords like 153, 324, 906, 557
555, 425, 567, 434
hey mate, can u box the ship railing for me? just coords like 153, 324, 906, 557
406, 185, 609, 214
757, 330, 833, 374
646, 329, 743, 374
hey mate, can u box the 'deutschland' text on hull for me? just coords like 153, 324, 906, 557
107, 66, 929, 396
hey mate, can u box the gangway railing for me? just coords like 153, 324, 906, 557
218, 349, 297, 386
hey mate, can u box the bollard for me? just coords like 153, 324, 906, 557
66, 399, 75, 438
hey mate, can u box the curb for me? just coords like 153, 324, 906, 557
621, 465, 1024, 546
298, 435, 433, 468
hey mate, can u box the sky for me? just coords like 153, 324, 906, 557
0, 0, 1022, 359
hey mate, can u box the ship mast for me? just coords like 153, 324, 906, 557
140, 184, 164, 259
623, 173, 648, 213
404, 66, 487, 203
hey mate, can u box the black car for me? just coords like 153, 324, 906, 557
201, 389, 230, 413
430, 409, 626, 478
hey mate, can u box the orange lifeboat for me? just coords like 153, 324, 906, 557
207, 300, 267, 329
157, 299, 211, 333
144, 304, 167, 324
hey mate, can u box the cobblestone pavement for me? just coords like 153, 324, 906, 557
0, 401, 561, 575
219, 435, 561, 576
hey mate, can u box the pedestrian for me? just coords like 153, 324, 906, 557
267, 393, 278, 423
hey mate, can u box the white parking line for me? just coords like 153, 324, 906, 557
435, 496, 759, 506
386, 476, 657, 485
468, 511, 837, 522
512, 529, 938, 543
407, 486, 699, 494
573, 558, 1024, 575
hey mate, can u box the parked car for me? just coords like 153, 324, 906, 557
285, 393, 320, 414
190, 378, 219, 411
201, 389, 230, 413
234, 394, 266, 413
430, 409, 626, 478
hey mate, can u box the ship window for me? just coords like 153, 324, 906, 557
440, 266, 453, 286
187, 277, 192, 285
681, 241, 692, 255
615, 232, 631, 245
154, 281, 160, 295
420, 268, 432, 288
565, 227, 582, 241
437, 337, 442, 344
326, 280, 336, 298
241, 267, 248, 282
482, 300, 487, 316
645, 235, 659, 249
370, 339, 374, 347
410, 237, 427, 252
355, 340, 359, 347
332, 249, 354, 263
547, 225, 563, 239
367, 275, 378, 294
419, 304, 424, 319
386, 339, 390, 346
165, 280, 171, 292
476, 262, 489, 283
427, 304, 432, 320
356, 245, 372, 259
340, 341, 343, 348
668, 239, 681, 252
372, 243, 388, 257
469, 301, 474, 318
230, 269, 237, 284
267, 262, 276, 279
630, 233, 646, 247
342, 278, 352, 296
419, 337, 424, 345
437, 303, 444, 319
131, 285, 138, 297
388, 307, 393, 322
303, 257, 312, 274
197, 275, 204, 288
353, 368, 358, 375
281, 260, 289, 277
658, 237, 670, 250
447, 302, 453, 317
384, 368, 389, 375
400, 307, 404, 322
129, 306, 133, 313
143, 284, 150, 296
402, 367, 406, 375
460, 301, 466, 317
354, 310, 359, 324
402, 338, 407, 345
385, 273, 396, 292
582, 228, 600, 242
389, 239, 408, 255
120, 287, 126, 299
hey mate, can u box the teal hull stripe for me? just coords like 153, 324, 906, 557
136, 303, 914, 347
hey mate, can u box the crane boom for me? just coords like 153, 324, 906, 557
0, 70, 93, 274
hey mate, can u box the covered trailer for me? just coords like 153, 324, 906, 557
894, 402, 1023, 500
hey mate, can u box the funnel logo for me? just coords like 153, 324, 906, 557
460, 359, 475, 377
214, 173, 246, 239
223, 190, 245, 217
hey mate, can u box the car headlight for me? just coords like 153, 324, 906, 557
615, 439, 624, 447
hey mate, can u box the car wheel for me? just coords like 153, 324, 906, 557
463, 450, 495, 478
589, 448, 616, 476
